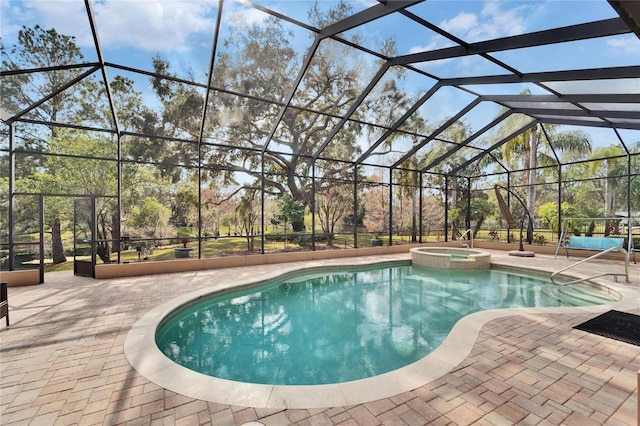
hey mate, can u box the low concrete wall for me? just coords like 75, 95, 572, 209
94, 242, 458, 279
0, 269, 41, 287
6, 240, 628, 284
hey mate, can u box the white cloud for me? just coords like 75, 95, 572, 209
440, 11, 478, 37
407, 1, 529, 58
7, 0, 218, 53
91, 0, 217, 52
1, 1, 38, 41
226, 5, 271, 30
606, 35, 640, 57
479, 1, 526, 38
408, 39, 450, 55
441, 1, 527, 42
2, 0, 90, 45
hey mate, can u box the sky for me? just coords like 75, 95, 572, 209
1, 0, 639, 151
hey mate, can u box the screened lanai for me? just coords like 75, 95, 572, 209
1, 0, 639, 280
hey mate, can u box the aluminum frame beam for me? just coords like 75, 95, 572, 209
391, 98, 482, 169
512, 108, 640, 120
481, 94, 640, 104
440, 65, 640, 86
447, 121, 540, 176
391, 18, 629, 66
420, 110, 513, 173
355, 82, 442, 165
320, 1, 423, 39
312, 62, 391, 160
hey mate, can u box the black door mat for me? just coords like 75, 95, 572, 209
573, 310, 640, 346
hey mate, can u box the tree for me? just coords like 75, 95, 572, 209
37, 128, 118, 263
171, 184, 198, 228
316, 183, 351, 246
588, 145, 624, 217
469, 191, 493, 238
201, 186, 237, 237
147, 56, 204, 181
50, 218, 66, 263
417, 119, 472, 238
538, 201, 582, 233
619, 142, 640, 214
235, 189, 260, 251
131, 197, 172, 239
421, 192, 445, 239
220, 212, 238, 236
498, 91, 591, 223
1, 25, 86, 141
195, 1, 408, 231
274, 193, 305, 232
362, 172, 388, 237
396, 114, 432, 241
1, 26, 93, 263
2, 25, 152, 263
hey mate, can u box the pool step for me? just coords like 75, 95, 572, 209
549, 285, 613, 305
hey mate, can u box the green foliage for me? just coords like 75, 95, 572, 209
274, 194, 305, 231
469, 192, 493, 237
538, 202, 582, 232
200, 1, 409, 212
316, 183, 351, 242
131, 197, 172, 238
172, 185, 198, 227
235, 190, 260, 251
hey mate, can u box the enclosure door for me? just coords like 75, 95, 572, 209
73, 197, 95, 277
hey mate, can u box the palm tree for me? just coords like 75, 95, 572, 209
498, 91, 592, 223
420, 120, 471, 239
403, 114, 430, 242
588, 145, 625, 217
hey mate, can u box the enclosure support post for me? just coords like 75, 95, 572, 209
116, 134, 122, 263
196, 1, 223, 259
91, 197, 97, 278
388, 169, 393, 246
39, 196, 44, 284
626, 152, 634, 261
353, 166, 358, 248
557, 165, 562, 240
419, 173, 423, 243
506, 173, 511, 243
311, 163, 316, 251
465, 177, 471, 234
444, 176, 449, 243
627, 152, 632, 220
8, 123, 15, 270
197, 141, 202, 259
260, 154, 265, 254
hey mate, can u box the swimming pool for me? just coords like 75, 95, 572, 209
155, 264, 618, 386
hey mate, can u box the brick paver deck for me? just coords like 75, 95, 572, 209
1, 251, 638, 425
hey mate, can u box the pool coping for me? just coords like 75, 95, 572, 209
123, 255, 639, 409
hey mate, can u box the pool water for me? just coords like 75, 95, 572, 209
155, 265, 617, 385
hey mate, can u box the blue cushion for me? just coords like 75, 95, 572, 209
568, 236, 623, 250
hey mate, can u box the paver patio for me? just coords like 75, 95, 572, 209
1, 251, 638, 425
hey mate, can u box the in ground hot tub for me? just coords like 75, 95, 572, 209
410, 247, 491, 270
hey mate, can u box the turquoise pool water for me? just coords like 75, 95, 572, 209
155, 264, 617, 385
